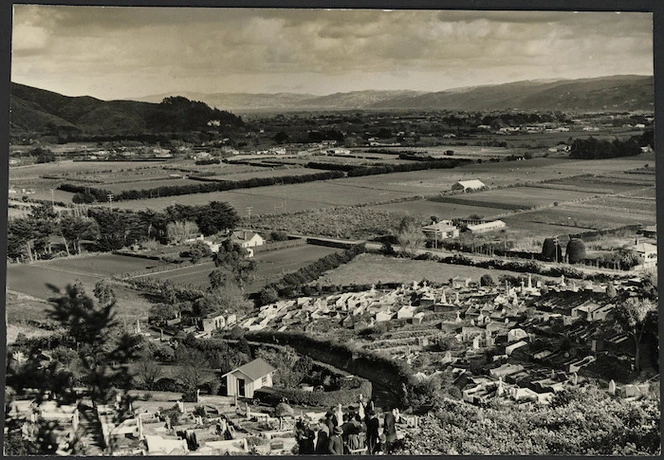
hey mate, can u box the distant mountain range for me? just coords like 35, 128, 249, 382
10, 75, 654, 136
134, 75, 653, 112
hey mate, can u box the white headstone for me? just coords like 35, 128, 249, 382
608, 380, 616, 395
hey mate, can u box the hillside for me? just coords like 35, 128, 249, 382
10, 75, 653, 137
10, 83, 245, 137
370, 75, 654, 112
135, 75, 653, 113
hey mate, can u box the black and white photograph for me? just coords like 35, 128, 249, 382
3, 4, 661, 456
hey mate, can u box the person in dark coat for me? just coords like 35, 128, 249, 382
315, 418, 330, 454
365, 410, 380, 454
383, 408, 398, 454
327, 426, 344, 455
325, 408, 337, 432
295, 419, 315, 454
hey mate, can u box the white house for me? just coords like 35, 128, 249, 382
422, 220, 459, 240
223, 358, 276, 399
452, 179, 486, 192
231, 231, 265, 249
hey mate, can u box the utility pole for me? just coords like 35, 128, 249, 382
107, 193, 113, 204
246, 207, 253, 228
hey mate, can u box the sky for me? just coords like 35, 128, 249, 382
11, 6, 654, 100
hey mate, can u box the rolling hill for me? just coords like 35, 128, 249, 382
10, 82, 245, 137
134, 75, 653, 112
11, 75, 653, 136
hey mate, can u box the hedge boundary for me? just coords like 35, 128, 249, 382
253, 380, 372, 407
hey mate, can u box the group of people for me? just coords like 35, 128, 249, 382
294, 398, 400, 455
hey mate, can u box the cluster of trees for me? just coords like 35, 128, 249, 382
146, 96, 245, 133
12, 146, 57, 164
59, 170, 345, 202
7, 201, 239, 261
256, 244, 367, 304
7, 205, 100, 260
569, 130, 652, 159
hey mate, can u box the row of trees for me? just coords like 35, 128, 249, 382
59, 170, 345, 202
7, 201, 239, 261
256, 244, 367, 305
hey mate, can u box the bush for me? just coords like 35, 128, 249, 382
153, 377, 187, 393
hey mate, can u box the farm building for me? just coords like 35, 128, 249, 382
466, 220, 506, 234
422, 220, 459, 240
634, 242, 657, 269
452, 179, 486, 192
642, 226, 657, 239
327, 147, 351, 155
231, 231, 265, 248
222, 358, 276, 399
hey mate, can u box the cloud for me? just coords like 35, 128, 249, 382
10, 6, 653, 99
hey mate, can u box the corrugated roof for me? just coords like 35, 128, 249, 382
223, 358, 276, 381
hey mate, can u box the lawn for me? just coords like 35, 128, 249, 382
142, 244, 343, 293
315, 253, 557, 286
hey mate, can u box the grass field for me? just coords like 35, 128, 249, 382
141, 244, 342, 292
508, 201, 656, 230
433, 186, 599, 210
369, 200, 504, 221
6, 254, 168, 300
100, 180, 414, 215
203, 167, 318, 181
315, 253, 558, 286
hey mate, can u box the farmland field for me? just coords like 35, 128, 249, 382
508, 201, 656, 230
315, 253, 558, 286
369, 200, 505, 221
141, 244, 342, 292
432, 186, 600, 210
202, 167, 319, 181
94, 152, 656, 217
6, 254, 168, 300
100, 181, 414, 215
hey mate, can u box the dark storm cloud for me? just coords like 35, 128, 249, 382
11, 6, 652, 99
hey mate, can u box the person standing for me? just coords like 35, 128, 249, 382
327, 426, 344, 455
365, 410, 380, 454
315, 418, 330, 454
383, 408, 398, 454
296, 419, 316, 455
